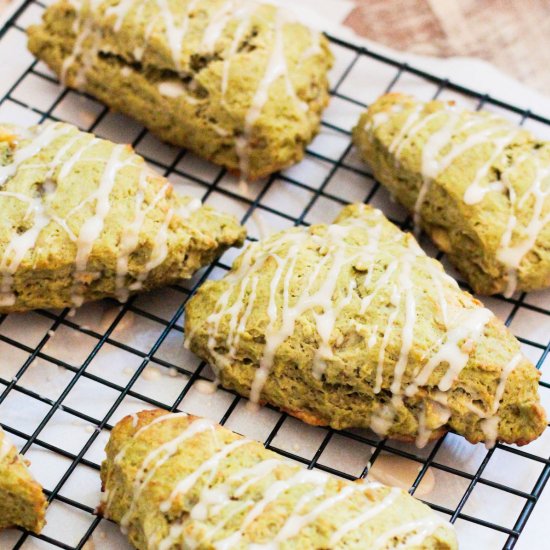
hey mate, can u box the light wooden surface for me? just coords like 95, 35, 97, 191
344, 0, 550, 95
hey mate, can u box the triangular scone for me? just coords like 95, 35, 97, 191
100, 410, 458, 549
0, 427, 47, 533
28, 0, 333, 180
0, 123, 245, 313
185, 204, 546, 446
352, 93, 550, 297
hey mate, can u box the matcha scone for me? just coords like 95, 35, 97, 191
0, 427, 47, 533
27, 0, 333, 180
185, 204, 546, 447
100, 409, 458, 549
0, 122, 245, 313
352, 93, 550, 297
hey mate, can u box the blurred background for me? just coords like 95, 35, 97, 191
344, 0, 550, 94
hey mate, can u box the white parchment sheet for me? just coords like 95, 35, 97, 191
0, 1, 549, 548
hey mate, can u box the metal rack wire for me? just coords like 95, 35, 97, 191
0, 1, 549, 548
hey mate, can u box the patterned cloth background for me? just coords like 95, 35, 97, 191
344, 0, 550, 94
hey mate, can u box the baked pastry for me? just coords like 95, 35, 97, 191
352, 93, 550, 297
0, 122, 245, 313
0, 427, 47, 533
100, 409, 458, 549
27, 0, 333, 180
185, 203, 546, 447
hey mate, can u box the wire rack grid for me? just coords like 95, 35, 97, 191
0, 1, 550, 549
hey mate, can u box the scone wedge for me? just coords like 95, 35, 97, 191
185, 204, 547, 447
0, 427, 47, 533
352, 93, 550, 296
0, 122, 245, 313
28, 0, 333, 180
100, 409, 458, 549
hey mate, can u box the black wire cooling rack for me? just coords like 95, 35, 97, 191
1, 1, 550, 548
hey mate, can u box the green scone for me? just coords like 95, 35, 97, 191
185, 204, 547, 447
0, 427, 47, 533
0, 122, 245, 313
100, 409, 458, 549
27, 0, 333, 180
352, 93, 550, 297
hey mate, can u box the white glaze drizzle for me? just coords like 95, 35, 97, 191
0, 126, 79, 306
235, 9, 305, 178
413, 110, 461, 230
130, 412, 139, 428
119, 417, 216, 529
66, 0, 318, 184
199, 205, 519, 446
157, 81, 199, 103
463, 132, 518, 205
60, 15, 93, 86
0, 124, 179, 306
388, 105, 422, 155
0, 124, 79, 304
425, 262, 455, 328
114, 171, 170, 302
213, 469, 331, 550
299, 28, 322, 63
389, 105, 510, 232
191, 500, 251, 550
104, 411, 190, 509
104, 0, 135, 32
492, 353, 522, 414
0, 191, 53, 306
371, 516, 446, 550
223, 478, 354, 550
480, 352, 522, 448
373, 283, 399, 394
369, 100, 549, 297
114, 412, 190, 464
110, 413, 448, 549
30, 132, 180, 304
159, 438, 251, 513
114, 169, 147, 301
201, 0, 236, 52
415, 404, 432, 448
220, 3, 257, 100
133, 11, 161, 61
169, 458, 282, 549
0, 124, 70, 186
249, 224, 358, 402
497, 156, 550, 297
58, 134, 99, 181
328, 487, 400, 545
177, 197, 202, 219
128, 205, 174, 293
405, 307, 493, 395
71, 144, 128, 305
156, 0, 199, 72
267, 481, 333, 545
389, 259, 416, 395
